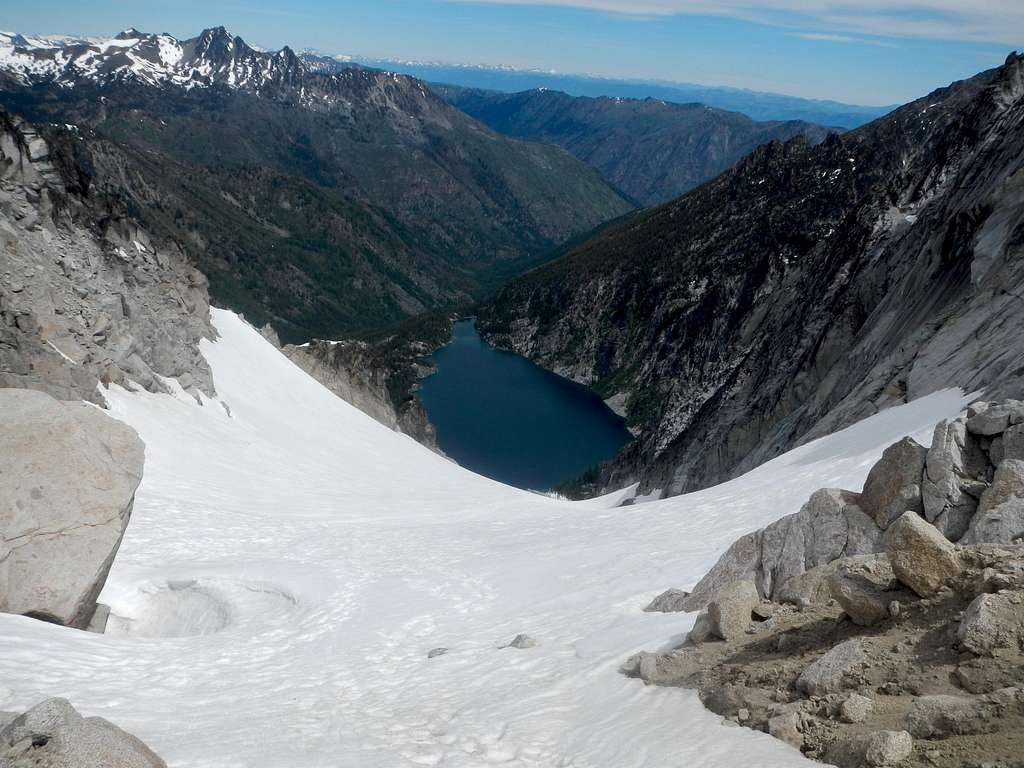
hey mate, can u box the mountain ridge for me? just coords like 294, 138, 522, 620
0, 27, 631, 342
434, 84, 837, 205
299, 52, 895, 129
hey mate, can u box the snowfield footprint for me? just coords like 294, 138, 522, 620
106, 578, 299, 638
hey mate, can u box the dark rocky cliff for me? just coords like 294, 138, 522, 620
478, 54, 1024, 500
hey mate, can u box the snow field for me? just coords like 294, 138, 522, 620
0, 309, 970, 767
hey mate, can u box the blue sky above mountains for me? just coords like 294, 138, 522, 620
3, 0, 1020, 104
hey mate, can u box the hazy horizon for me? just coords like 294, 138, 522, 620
3, 1, 1020, 105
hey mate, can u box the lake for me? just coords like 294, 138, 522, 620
418, 320, 633, 491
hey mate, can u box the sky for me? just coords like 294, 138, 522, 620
1, 1, 1020, 105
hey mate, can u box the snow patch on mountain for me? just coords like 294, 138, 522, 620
0, 26, 299, 92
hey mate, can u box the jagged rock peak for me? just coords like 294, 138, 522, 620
986, 51, 1024, 111
0, 25, 311, 94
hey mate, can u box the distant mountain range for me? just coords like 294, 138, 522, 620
434, 84, 836, 206
302, 53, 895, 129
0, 28, 631, 341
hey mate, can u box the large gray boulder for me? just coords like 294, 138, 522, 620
904, 693, 996, 739
643, 588, 690, 613
958, 591, 1024, 655
0, 698, 166, 768
682, 488, 882, 611
886, 512, 963, 597
829, 568, 893, 627
0, 699, 81, 748
922, 418, 990, 541
760, 489, 882, 599
859, 437, 927, 529
1002, 424, 1024, 462
796, 639, 865, 697
707, 580, 759, 641
0, 389, 145, 628
776, 553, 888, 607
965, 400, 1024, 436
962, 460, 1024, 544
863, 730, 913, 767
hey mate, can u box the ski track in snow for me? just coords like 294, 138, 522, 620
0, 309, 971, 767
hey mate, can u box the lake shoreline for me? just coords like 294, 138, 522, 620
418, 319, 633, 491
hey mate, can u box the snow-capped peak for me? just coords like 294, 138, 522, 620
0, 26, 307, 93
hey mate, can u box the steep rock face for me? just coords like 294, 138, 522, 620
437, 85, 836, 205
478, 54, 1024, 499
284, 342, 434, 448
0, 28, 631, 342
280, 312, 453, 448
0, 389, 144, 629
0, 110, 214, 403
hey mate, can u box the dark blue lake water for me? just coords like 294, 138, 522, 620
418, 320, 633, 491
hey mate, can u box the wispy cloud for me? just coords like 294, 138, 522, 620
445, 1, 1024, 46
789, 32, 900, 48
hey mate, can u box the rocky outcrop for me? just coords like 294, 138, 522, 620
681, 488, 882, 611
921, 417, 990, 540
478, 54, 1024, 501
679, 401, 1024, 613
624, 544, 1024, 768
0, 698, 166, 767
963, 458, 1024, 544
0, 388, 144, 628
628, 401, 1024, 766
285, 341, 437, 448
0, 111, 215, 404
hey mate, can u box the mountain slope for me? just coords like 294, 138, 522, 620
0, 28, 631, 341
478, 53, 1024, 499
435, 85, 836, 205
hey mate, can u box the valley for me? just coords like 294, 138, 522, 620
435, 85, 836, 205
0, 28, 630, 342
